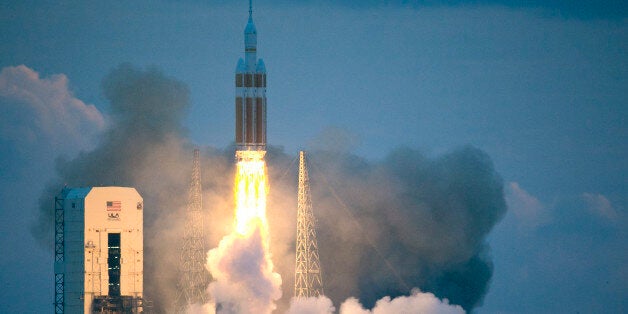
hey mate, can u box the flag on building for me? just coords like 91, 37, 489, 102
107, 201, 121, 211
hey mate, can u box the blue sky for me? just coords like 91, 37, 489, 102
0, 0, 626, 313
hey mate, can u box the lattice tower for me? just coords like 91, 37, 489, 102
174, 148, 209, 310
294, 151, 325, 297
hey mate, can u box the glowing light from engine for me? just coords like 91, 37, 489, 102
234, 150, 268, 236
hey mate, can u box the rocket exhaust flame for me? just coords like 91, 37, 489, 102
234, 150, 268, 236
201, 150, 282, 314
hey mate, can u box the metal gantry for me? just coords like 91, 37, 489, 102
174, 149, 210, 311
54, 188, 67, 313
294, 151, 325, 298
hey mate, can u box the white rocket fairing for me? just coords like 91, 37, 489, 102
235, 2, 266, 152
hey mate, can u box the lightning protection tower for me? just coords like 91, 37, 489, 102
174, 148, 209, 311
294, 151, 325, 297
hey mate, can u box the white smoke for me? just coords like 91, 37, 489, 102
187, 302, 217, 314
282, 289, 463, 314
204, 226, 282, 314
286, 296, 335, 314
339, 289, 465, 314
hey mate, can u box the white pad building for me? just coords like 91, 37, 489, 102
54, 186, 144, 313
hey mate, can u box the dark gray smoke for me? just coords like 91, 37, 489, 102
265, 146, 506, 312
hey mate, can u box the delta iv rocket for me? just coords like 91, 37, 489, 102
235, 3, 266, 152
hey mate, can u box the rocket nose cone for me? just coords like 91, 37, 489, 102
256, 59, 266, 72
245, 17, 257, 34
236, 58, 246, 72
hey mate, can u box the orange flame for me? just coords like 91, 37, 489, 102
234, 150, 268, 236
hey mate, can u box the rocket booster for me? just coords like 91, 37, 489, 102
235, 9, 266, 152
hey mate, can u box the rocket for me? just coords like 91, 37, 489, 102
235, 1, 266, 152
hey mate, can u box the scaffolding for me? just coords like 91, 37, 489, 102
294, 151, 325, 297
54, 189, 67, 313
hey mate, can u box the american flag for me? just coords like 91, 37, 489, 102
106, 201, 121, 211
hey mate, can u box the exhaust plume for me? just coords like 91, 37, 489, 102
202, 151, 282, 314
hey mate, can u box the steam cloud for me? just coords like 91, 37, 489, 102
31, 64, 506, 313
339, 289, 464, 314
205, 227, 283, 313
286, 295, 335, 314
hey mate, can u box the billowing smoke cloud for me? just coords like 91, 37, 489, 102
285, 291, 463, 314
265, 145, 506, 312
205, 227, 282, 313
286, 296, 335, 314
326, 146, 504, 311
339, 289, 464, 314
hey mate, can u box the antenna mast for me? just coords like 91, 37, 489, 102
294, 151, 325, 297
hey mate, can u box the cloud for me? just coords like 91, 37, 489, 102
582, 193, 618, 220
339, 289, 464, 314
0, 65, 105, 170
506, 182, 549, 228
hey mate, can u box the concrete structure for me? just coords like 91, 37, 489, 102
54, 186, 145, 313
235, 0, 267, 153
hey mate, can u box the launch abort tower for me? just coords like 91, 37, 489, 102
235, 0, 267, 154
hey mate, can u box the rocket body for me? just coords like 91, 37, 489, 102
235, 14, 266, 152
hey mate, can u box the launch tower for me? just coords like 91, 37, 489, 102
235, 0, 267, 159
174, 148, 209, 311
294, 151, 325, 297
